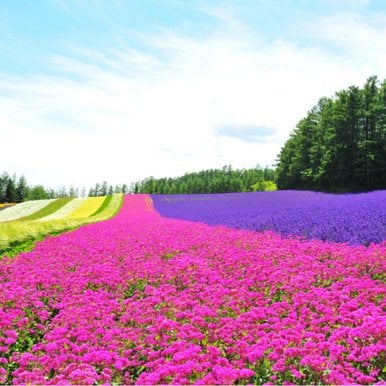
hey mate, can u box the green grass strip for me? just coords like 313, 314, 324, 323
0, 218, 82, 257
18, 197, 74, 221
0, 225, 79, 259
90, 195, 112, 216
0, 238, 40, 258
111, 193, 124, 217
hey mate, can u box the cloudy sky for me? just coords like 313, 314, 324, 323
1, 0, 386, 189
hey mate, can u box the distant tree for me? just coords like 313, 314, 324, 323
108, 185, 114, 195
46, 188, 57, 199
94, 183, 101, 196
122, 184, 128, 194
58, 186, 68, 198
0, 172, 10, 203
101, 181, 108, 196
69, 185, 76, 197
28, 185, 49, 200
132, 166, 277, 194
276, 76, 386, 191
5, 177, 16, 202
15, 175, 29, 202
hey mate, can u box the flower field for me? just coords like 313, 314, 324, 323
67, 197, 106, 219
37, 198, 87, 221
1, 194, 385, 384
0, 199, 55, 222
152, 190, 386, 245
0, 194, 123, 254
0, 204, 15, 212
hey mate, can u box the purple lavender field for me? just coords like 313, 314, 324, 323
152, 190, 386, 245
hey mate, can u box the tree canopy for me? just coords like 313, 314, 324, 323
132, 165, 276, 194
276, 76, 386, 191
0, 172, 129, 203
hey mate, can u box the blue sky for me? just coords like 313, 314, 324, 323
1, 0, 386, 189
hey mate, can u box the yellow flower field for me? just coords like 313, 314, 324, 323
67, 196, 105, 219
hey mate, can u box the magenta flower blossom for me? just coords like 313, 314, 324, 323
0, 194, 385, 384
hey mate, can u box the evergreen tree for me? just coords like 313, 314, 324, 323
28, 185, 49, 200
0, 172, 9, 203
16, 175, 29, 202
101, 181, 108, 196
5, 177, 16, 202
276, 76, 386, 191
133, 166, 277, 194
69, 185, 76, 197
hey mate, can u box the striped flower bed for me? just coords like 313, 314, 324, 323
92, 193, 123, 220
68, 197, 106, 219
38, 198, 86, 221
0, 199, 54, 222
0, 203, 15, 211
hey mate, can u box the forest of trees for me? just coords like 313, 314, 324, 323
276, 76, 386, 191
131, 165, 276, 194
0, 172, 129, 203
88, 181, 129, 197
0, 168, 275, 203
4, 76, 385, 200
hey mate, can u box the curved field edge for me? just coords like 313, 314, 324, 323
1, 194, 385, 385
0, 203, 15, 211
67, 197, 106, 219
18, 197, 74, 221
0, 199, 56, 222
0, 194, 123, 257
90, 194, 113, 216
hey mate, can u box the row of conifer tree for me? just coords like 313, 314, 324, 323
276, 76, 386, 191
0, 172, 129, 203
2, 76, 385, 202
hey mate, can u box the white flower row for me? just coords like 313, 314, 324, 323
39, 197, 87, 221
0, 199, 55, 222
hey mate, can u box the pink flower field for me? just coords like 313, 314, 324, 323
0, 195, 385, 385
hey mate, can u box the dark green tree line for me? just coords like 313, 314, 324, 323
276, 76, 386, 191
132, 165, 276, 194
0, 171, 130, 203
88, 181, 128, 197
0, 173, 29, 203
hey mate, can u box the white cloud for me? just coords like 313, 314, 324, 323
1, 6, 386, 189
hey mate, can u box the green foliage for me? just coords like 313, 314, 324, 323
15, 175, 29, 202
5, 177, 16, 202
27, 185, 50, 200
252, 180, 277, 191
19, 197, 74, 221
277, 76, 386, 191
133, 165, 276, 194
89, 182, 128, 196
0, 219, 80, 256
0, 238, 38, 258
0, 170, 129, 204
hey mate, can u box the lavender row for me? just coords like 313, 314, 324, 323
151, 190, 386, 245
